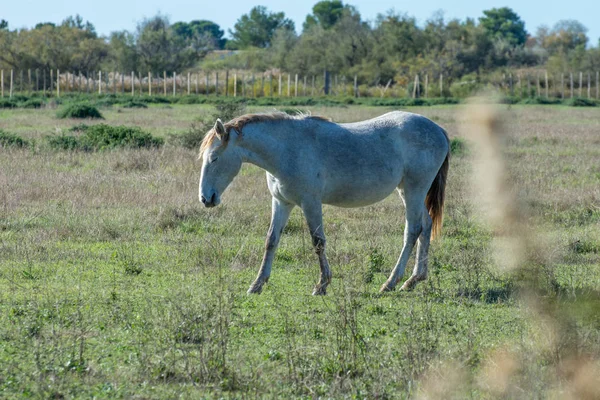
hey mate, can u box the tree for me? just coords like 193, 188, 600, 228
227, 6, 295, 49
0, 17, 108, 71
0, 19, 8, 30
107, 31, 138, 71
303, 0, 346, 30
135, 15, 199, 72
172, 20, 226, 50
479, 7, 527, 47
541, 20, 588, 54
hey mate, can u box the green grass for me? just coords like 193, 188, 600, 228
0, 104, 599, 398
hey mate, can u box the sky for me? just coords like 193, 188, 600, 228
3, 0, 600, 45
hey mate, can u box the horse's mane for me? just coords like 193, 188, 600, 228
199, 112, 331, 158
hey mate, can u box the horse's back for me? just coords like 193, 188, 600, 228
305, 111, 448, 207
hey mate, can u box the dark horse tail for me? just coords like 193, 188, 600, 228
425, 129, 450, 240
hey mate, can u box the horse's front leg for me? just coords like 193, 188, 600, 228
301, 201, 331, 295
248, 197, 294, 294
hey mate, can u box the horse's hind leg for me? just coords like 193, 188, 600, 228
248, 197, 294, 294
380, 187, 426, 292
400, 209, 432, 290
301, 201, 331, 295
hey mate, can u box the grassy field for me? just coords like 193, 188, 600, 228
1, 103, 599, 398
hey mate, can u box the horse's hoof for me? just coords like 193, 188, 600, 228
247, 283, 263, 294
400, 274, 426, 291
312, 286, 327, 296
379, 282, 395, 293
400, 279, 417, 291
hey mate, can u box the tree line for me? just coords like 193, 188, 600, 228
1, 1, 599, 86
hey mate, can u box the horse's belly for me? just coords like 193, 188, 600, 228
322, 180, 398, 208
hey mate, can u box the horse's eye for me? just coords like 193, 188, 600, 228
209, 157, 218, 164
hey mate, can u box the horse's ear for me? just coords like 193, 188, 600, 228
214, 119, 228, 141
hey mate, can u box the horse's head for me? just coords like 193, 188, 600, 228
198, 119, 242, 208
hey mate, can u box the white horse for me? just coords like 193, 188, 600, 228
198, 111, 449, 295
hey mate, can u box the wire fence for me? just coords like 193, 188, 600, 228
1, 69, 599, 100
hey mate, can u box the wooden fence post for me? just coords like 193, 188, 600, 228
148, 72, 152, 96
287, 74, 291, 97
304, 75, 307, 96
50, 69, 54, 94
570, 72, 573, 98
545, 71, 548, 98
424, 74, 428, 98
561, 73, 564, 99
188, 72, 191, 95
0, 70, 3, 97
225, 70, 229, 96
35, 69, 39, 92
98, 71, 102, 94
579, 72, 582, 97
323, 70, 330, 95
354, 75, 358, 98
439, 73, 443, 97
509, 73, 513, 96
241, 73, 245, 97
597, 71, 599, 99
268, 73, 272, 97
234, 73, 238, 97
56, 69, 59, 97
587, 72, 591, 98
163, 71, 167, 95
44, 70, 47, 94
173, 72, 177, 96
261, 75, 265, 97
413, 74, 419, 98
195, 73, 199, 95
536, 73, 540, 97
278, 74, 282, 96
295, 74, 298, 97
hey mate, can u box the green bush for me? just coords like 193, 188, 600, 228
0, 130, 30, 148
567, 97, 597, 107
46, 134, 80, 150
19, 98, 45, 108
46, 124, 163, 151
0, 99, 17, 108
169, 102, 247, 150
450, 137, 468, 156
57, 103, 104, 119
120, 100, 148, 108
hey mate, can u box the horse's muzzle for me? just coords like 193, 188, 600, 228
201, 193, 218, 208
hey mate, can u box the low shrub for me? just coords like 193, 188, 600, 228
0, 130, 30, 148
46, 134, 80, 150
450, 137, 468, 156
46, 124, 163, 151
19, 98, 45, 108
57, 103, 104, 119
567, 97, 597, 107
120, 100, 148, 108
0, 99, 17, 108
168, 102, 247, 150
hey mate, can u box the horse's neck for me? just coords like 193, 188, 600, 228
237, 124, 288, 174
